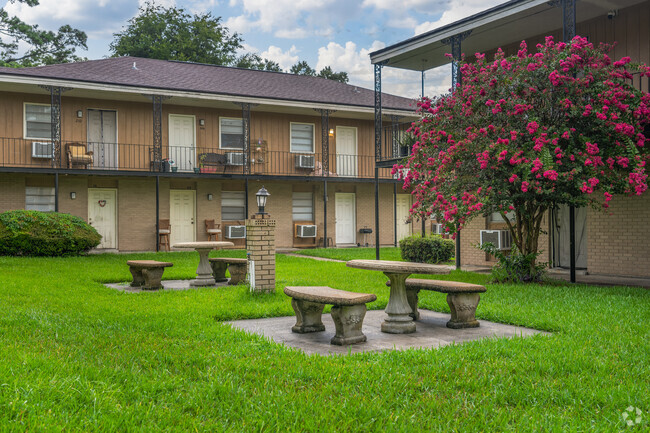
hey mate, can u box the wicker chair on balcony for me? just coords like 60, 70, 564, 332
66, 142, 93, 169
158, 219, 171, 251
205, 219, 222, 241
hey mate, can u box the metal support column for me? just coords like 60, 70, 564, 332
375, 167, 380, 259
323, 179, 328, 248
441, 31, 471, 91
152, 95, 164, 171
455, 225, 461, 270
54, 172, 59, 212
393, 183, 397, 247
49, 87, 63, 168
245, 178, 249, 218
569, 206, 576, 283
156, 175, 160, 252
317, 109, 335, 176
240, 103, 251, 174
374, 62, 386, 161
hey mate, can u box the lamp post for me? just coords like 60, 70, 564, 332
256, 186, 270, 216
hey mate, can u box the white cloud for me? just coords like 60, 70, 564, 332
274, 28, 309, 39
362, 0, 444, 12
139, 0, 176, 7
414, 0, 504, 35
260, 45, 300, 70
4, 0, 86, 22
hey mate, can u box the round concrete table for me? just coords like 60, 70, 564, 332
173, 241, 235, 286
346, 260, 450, 334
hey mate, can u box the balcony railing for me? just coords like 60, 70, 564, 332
377, 121, 414, 166
0, 138, 394, 179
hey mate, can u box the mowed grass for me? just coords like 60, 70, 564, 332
1, 251, 649, 432
291, 246, 405, 261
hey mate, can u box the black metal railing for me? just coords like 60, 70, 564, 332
0, 138, 394, 179
377, 121, 415, 165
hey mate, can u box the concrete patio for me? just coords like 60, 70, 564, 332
228, 309, 548, 356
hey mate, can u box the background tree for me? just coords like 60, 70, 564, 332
0, 0, 87, 67
290, 60, 349, 83
399, 36, 650, 279
236, 53, 281, 72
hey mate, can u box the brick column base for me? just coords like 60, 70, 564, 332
246, 215, 276, 293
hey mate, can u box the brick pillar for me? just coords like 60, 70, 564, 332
246, 214, 276, 293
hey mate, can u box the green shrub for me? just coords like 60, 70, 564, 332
479, 242, 547, 283
0, 210, 101, 256
399, 234, 455, 264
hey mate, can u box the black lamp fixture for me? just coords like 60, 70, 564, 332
256, 186, 270, 216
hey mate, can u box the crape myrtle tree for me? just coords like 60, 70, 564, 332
396, 36, 650, 278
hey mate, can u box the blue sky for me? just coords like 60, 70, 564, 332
2, 0, 504, 98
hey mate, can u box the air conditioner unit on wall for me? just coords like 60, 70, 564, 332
296, 224, 317, 238
480, 230, 513, 250
226, 152, 245, 166
226, 225, 246, 239
295, 154, 315, 169
32, 141, 53, 159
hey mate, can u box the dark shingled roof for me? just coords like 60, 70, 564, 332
0, 56, 415, 112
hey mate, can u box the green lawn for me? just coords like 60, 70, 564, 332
1, 252, 649, 432
291, 246, 405, 261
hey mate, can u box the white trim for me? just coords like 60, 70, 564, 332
370, 0, 550, 65
170, 189, 197, 243
335, 192, 356, 245
23, 102, 52, 140
218, 116, 244, 150
88, 188, 118, 249
0, 75, 413, 117
289, 122, 316, 154
335, 126, 358, 177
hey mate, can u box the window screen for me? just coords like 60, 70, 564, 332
290, 123, 314, 153
25, 104, 52, 139
221, 191, 246, 220
25, 186, 55, 211
220, 118, 244, 149
292, 192, 313, 221
490, 211, 515, 223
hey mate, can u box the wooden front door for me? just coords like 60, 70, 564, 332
335, 193, 356, 245
170, 190, 196, 245
169, 114, 196, 172
88, 188, 117, 249
336, 126, 357, 177
87, 109, 117, 169
395, 194, 412, 241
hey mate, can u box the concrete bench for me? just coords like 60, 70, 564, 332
127, 260, 173, 290
399, 279, 486, 329
284, 286, 377, 346
208, 258, 247, 285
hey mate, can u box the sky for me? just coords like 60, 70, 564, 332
2, 0, 505, 98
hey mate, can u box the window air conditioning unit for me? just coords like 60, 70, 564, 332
226, 152, 245, 166
295, 154, 315, 169
32, 141, 53, 159
296, 224, 317, 238
431, 223, 445, 235
480, 230, 513, 250
226, 225, 246, 239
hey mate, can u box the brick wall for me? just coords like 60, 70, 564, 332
246, 215, 276, 292
118, 178, 156, 251
587, 194, 650, 278
0, 173, 25, 212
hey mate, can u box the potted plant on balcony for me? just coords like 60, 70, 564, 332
198, 154, 217, 173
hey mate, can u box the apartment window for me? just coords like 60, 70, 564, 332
221, 191, 246, 220
490, 211, 515, 223
24, 103, 51, 140
25, 186, 55, 211
290, 123, 314, 153
220, 118, 244, 150
292, 192, 313, 221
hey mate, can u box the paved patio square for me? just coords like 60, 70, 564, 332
228, 310, 547, 356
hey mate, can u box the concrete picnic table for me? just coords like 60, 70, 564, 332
173, 241, 235, 286
345, 260, 450, 334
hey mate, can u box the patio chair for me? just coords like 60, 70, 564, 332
158, 219, 171, 251
66, 142, 93, 169
205, 219, 222, 241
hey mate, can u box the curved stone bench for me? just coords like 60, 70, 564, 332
127, 260, 173, 290
208, 258, 247, 285
284, 286, 377, 346
404, 279, 486, 329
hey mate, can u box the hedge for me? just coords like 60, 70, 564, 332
399, 234, 455, 264
0, 210, 101, 256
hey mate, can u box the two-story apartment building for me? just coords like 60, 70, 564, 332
371, 0, 650, 279
0, 56, 418, 251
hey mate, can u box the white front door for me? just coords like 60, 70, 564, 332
88, 188, 117, 249
169, 115, 196, 172
336, 126, 357, 177
395, 194, 412, 241
87, 109, 117, 169
335, 193, 356, 245
170, 190, 196, 245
